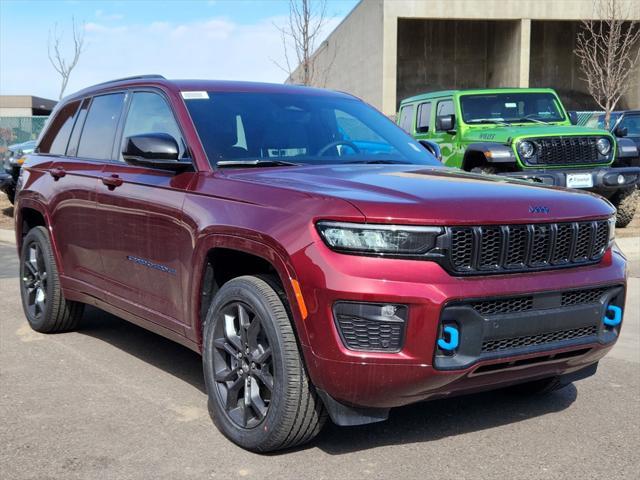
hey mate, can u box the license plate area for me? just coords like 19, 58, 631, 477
566, 173, 594, 188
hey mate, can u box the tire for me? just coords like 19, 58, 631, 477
202, 275, 326, 452
471, 165, 499, 175
505, 376, 567, 395
612, 186, 638, 228
19, 226, 84, 333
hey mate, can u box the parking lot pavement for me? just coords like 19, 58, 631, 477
1, 240, 638, 480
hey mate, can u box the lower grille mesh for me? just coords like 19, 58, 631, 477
336, 315, 403, 351
482, 325, 598, 353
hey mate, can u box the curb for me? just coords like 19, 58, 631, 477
0, 228, 15, 245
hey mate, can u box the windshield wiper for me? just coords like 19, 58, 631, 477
466, 119, 511, 126
517, 116, 549, 125
217, 159, 301, 168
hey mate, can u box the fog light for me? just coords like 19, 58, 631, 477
617, 174, 625, 184
437, 325, 459, 351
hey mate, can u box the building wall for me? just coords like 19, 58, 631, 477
291, 0, 640, 115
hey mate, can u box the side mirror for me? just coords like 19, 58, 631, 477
568, 111, 579, 125
419, 140, 442, 162
436, 114, 455, 133
122, 133, 191, 172
614, 126, 628, 138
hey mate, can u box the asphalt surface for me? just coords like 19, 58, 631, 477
1, 239, 639, 480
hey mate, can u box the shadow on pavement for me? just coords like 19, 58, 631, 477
313, 383, 577, 455
76, 305, 577, 455
78, 306, 206, 393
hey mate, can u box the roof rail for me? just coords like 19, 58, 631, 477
89, 74, 166, 88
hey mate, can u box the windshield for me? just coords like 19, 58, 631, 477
184, 92, 439, 167
460, 92, 566, 124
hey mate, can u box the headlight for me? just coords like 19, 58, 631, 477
316, 221, 442, 255
517, 141, 535, 159
597, 137, 611, 156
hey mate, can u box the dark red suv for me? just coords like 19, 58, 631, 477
15, 75, 626, 452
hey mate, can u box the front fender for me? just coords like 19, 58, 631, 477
188, 233, 310, 350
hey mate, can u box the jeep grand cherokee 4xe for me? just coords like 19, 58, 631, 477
15, 76, 627, 452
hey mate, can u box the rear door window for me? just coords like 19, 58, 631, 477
436, 100, 454, 131
38, 101, 81, 155
398, 104, 415, 133
76, 93, 126, 160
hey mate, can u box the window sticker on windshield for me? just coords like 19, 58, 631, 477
505, 102, 517, 108
181, 91, 209, 100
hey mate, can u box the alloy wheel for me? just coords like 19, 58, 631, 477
212, 301, 274, 428
22, 242, 48, 319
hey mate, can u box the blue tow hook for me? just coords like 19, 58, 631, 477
603, 305, 622, 327
437, 325, 460, 351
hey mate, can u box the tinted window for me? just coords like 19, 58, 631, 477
66, 99, 90, 157
398, 104, 414, 133
459, 93, 564, 124
120, 92, 186, 161
417, 102, 432, 132
619, 114, 640, 137
77, 93, 125, 160
185, 92, 438, 167
38, 101, 80, 155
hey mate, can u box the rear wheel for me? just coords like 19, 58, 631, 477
202, 275, 326, 452
19, 226, 84, 333
611, 186, 638, 228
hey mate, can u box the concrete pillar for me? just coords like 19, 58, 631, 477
519, 18, 531, 87
382, 13, 398, 115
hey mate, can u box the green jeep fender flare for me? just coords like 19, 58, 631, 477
462, 143, 518, 171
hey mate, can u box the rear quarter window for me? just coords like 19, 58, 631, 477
37, 101, 81, 155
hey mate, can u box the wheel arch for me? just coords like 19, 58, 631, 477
190, 235, 309, 352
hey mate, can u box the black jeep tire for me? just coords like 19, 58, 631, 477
202, 275, 326, 452
471, 165, 500, 175
505, 376, 567, 395
612, 186, 638, 228
19, 226, 84, 333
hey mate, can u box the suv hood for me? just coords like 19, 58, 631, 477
223, 165, 614, 224
465, 124, 612, 144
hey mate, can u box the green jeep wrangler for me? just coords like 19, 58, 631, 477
398, 88, 640, 227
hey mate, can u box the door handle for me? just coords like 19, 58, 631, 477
50, 167, 66, 180
101, 174, 123, 190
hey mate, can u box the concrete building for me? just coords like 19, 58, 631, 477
288, 0, 640, 115
0, 95, 57, 117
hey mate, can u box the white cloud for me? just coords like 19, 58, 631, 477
95, 9, 124, 21
0, 14, 343, 100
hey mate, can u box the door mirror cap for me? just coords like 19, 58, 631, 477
568, 111, 579, 125
122, 133, 191, 172
437, 114, 455, 133
614, 126, 628, 138
418, 140, 442, 162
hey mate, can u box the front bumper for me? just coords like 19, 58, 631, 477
500, 166, 640, 192
295, 243, 627, 410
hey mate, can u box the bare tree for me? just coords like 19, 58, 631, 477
274, 0, 333, 86
48, 18, 86, 100
574, 0, 640, 128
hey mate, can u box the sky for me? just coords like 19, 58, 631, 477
0, 0, 359, 100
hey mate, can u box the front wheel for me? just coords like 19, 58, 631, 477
202, 275, 326, 452
471, 165, 500, 175
611, 186, 638, 228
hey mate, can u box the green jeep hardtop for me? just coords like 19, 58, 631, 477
398, 87, 640, 226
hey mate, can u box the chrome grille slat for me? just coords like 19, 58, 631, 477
448, 220, 609, 274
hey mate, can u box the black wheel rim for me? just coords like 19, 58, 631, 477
212, 302, 274, 429
22, 242, 47, 319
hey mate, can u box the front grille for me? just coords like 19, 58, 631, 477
482, 325, 598, 353
448, 220, 609, 274
523, 136, 605, 166
562, 288, 607, 306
